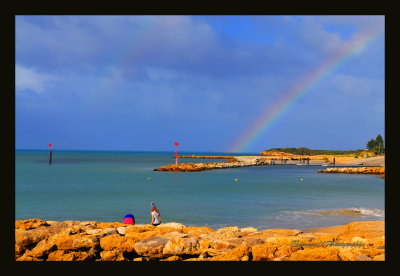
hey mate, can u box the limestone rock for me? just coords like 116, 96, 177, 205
251, 243, 277, 261
197, 238, 238, 257
296, 232, 338, 242
133, 236, 169, 258
373, 254, 385, 261
181, 226, 215, 237
53, 232, 100, 251
183, 257, 208, 261
47, 250, 96, 261
86, 228, 118, 237
227, 237, 265, 247
79, 221, 98, 226
252, 236, 309, 261
15, 219, 385, 262
160, 256, 182, 261
203, 226, 242, 240
318, 167, 384, 177
160, 231, 189, 239
99, 250, 127, 261
116, 227, 128, 235
15, 229, 51, 256
157, 222, 186, 229
16, 254, 44, 261
289, 247, 340, 261
100, 234, 136, 253
240, 227, 258, 233
163, 237, 200, 256
23, 238, 57, 259
124, 231, 158, 241
96, 222, 126, 229
260, 229, 302, 237
124, 225, 156, 234
345, 221, 384, 238
209, 245, 251, 261
338, 247, 384, 261
154, 157, 268, 172
15, 218, 49, 230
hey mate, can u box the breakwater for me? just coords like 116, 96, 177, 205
154, 157, 270, 172
318, 167, 385, 178
177, 155, 236, 159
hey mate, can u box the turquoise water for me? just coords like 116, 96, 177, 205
15, 150, 384, 230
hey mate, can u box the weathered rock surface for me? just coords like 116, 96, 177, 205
15, 219, 384, 261
289, 247, 341, 261
99, 250, 127, 261
318, 167, 385, 177
133, 236, 170, 259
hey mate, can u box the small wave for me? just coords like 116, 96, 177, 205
350, 208, 385, 217
285, 208, 384, 217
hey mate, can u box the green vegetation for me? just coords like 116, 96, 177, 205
263, 134, 384, 156
366, 134, 385, 155
263, 147, 363, 156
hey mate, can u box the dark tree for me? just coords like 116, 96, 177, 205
366, 138, 377, 151
365, 134, 384, 155
375, 134, 384, 154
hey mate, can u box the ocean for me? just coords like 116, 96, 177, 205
15, 150, 385, 230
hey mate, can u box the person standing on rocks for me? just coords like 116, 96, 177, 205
150, 203, 162, 226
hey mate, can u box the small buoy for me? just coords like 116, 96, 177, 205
300, 178, 303, 181
234, 178, 238, 182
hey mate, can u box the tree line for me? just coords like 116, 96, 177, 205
366, 134, 384, 155
263, 147, 363, 156
263, 134, 384, 156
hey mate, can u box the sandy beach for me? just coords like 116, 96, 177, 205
15, 219, 384, 261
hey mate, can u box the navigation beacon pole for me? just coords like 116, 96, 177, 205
48, 143, 53, 165
174, 141, 179, 165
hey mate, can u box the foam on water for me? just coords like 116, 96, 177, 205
285, 208, 384, 218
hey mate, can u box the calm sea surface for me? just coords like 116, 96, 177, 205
15, 150, 384, 230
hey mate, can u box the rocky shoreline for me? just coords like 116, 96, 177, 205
177, 155, 236, 159
154, 157, 270, 172
15, 219, 384, 261
318, 167, 385, 178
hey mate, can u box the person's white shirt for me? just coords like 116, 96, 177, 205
151, 211, 161, 224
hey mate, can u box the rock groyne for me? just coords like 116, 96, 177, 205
177, 155, 236, 159
318, 167, 385, 178
154, 157, 270, 172
15, 219, 384, 261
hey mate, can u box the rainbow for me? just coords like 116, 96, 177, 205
228, 26, 384, 153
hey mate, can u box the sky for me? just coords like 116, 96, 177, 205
15, 15, 385, 153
